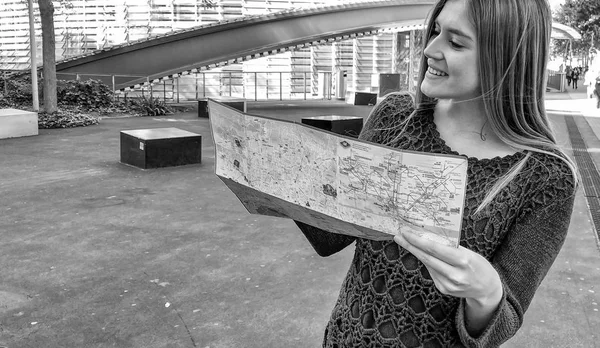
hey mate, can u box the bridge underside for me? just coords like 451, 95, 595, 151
55, 1, 435, 90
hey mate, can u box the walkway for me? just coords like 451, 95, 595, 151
0, 90, 599, 347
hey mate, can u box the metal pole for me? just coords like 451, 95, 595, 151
163, 80, 166, 100
27, 0, 39, 111
280, 72, 283, 101
254, 72, 257, 101
304, 72, 307, 100
195, 72, 198, 100
409, 30, 415, 92
203, 73, 206, 97
112, 75, 116, 93
176, 77, 179, 103
229, 72, 232, 96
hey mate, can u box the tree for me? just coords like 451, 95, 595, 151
32, 0, 217, 114
38, 0, 57, 114
553, 0, 600, 67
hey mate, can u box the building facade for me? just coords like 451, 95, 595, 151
0, 0, 423, 100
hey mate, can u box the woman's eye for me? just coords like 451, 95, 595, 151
450, 40, 463, 49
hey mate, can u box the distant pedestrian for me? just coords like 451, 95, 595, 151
585, 69, 595, 98
571, 68, 579, 89
594, 75, 600, 109
566, 66, 572, 87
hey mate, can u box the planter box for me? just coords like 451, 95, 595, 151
120, 127, 202, 169
301, 115, 364, 138
198, 96, 246, 118
345, 91, 378, 106
0, 108, 38, 139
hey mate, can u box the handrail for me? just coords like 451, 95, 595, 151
55, 71, 339, 102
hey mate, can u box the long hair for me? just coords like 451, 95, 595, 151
383, 0, 578, 213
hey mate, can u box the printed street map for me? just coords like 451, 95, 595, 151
209, 100, 468, 247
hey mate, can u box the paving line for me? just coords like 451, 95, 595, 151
565, 115, 600, 243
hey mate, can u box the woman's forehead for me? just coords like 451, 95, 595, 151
436, 0, 476, 37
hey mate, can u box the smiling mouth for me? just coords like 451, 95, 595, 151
427, 67, 448, 77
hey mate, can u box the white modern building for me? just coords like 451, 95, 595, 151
0, 0, 426, 100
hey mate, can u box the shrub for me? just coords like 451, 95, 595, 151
0, 91, 12, 108
2, 75, 177, 128
129, 96, 173, 116
57, 79, 114, 110
38, 107, 99, 129
1, 74, 38, 105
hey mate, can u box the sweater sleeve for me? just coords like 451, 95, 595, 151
455, 176, 577, 347
295, 221, 356, 257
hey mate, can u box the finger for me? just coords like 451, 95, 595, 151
401, 231, 464, 266
394, 233, 464, 277
394, 233, 438, 268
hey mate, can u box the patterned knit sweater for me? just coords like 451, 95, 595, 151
296, 93, 576, 348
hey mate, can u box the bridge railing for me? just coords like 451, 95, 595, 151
55, 71, 339, 103
48, 69, 567, 104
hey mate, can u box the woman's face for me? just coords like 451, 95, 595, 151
420, 0, 480, 101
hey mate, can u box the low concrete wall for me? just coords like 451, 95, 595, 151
0, 108, 38, 139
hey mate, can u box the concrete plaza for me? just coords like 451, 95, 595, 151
0, 89, 599, 347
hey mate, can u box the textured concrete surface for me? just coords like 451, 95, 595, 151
0, 95, 599, 348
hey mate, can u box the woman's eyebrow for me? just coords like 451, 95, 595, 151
447, 28, 474, 42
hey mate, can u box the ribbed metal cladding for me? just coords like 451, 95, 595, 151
565, 115, 600, 239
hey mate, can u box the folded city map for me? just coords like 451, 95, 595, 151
208, 100, 468, 247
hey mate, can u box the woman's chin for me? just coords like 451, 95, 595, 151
420, 84, 439, 99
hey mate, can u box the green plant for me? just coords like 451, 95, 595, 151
2, 74, 38, 105
38, 107, 99, 129
57, 79, 114, 110
129, 96, 173, 116
0, 91, 12, 108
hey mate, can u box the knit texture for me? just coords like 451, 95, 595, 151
296, 93, 576, 348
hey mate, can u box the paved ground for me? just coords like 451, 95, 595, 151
0, 90, 599, 348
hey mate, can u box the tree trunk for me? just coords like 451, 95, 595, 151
38, 0, 57, 114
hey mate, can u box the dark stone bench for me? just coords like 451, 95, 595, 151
301, 115, 364, 138
120, 127, 202, 169
198, 96, 247, 118
348, 91, 378, 106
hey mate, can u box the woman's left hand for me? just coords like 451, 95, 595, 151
393, 231, 502, 306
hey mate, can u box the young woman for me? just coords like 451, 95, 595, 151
295, 0, 578, 346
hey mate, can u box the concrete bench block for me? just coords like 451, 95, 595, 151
301, 115, 364, 138
198, 96, 247, 118
0, 108, 38, 139
120, 127, 202, 169
345, 91, 378, 106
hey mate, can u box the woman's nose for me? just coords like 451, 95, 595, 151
423, 35, 443, 61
